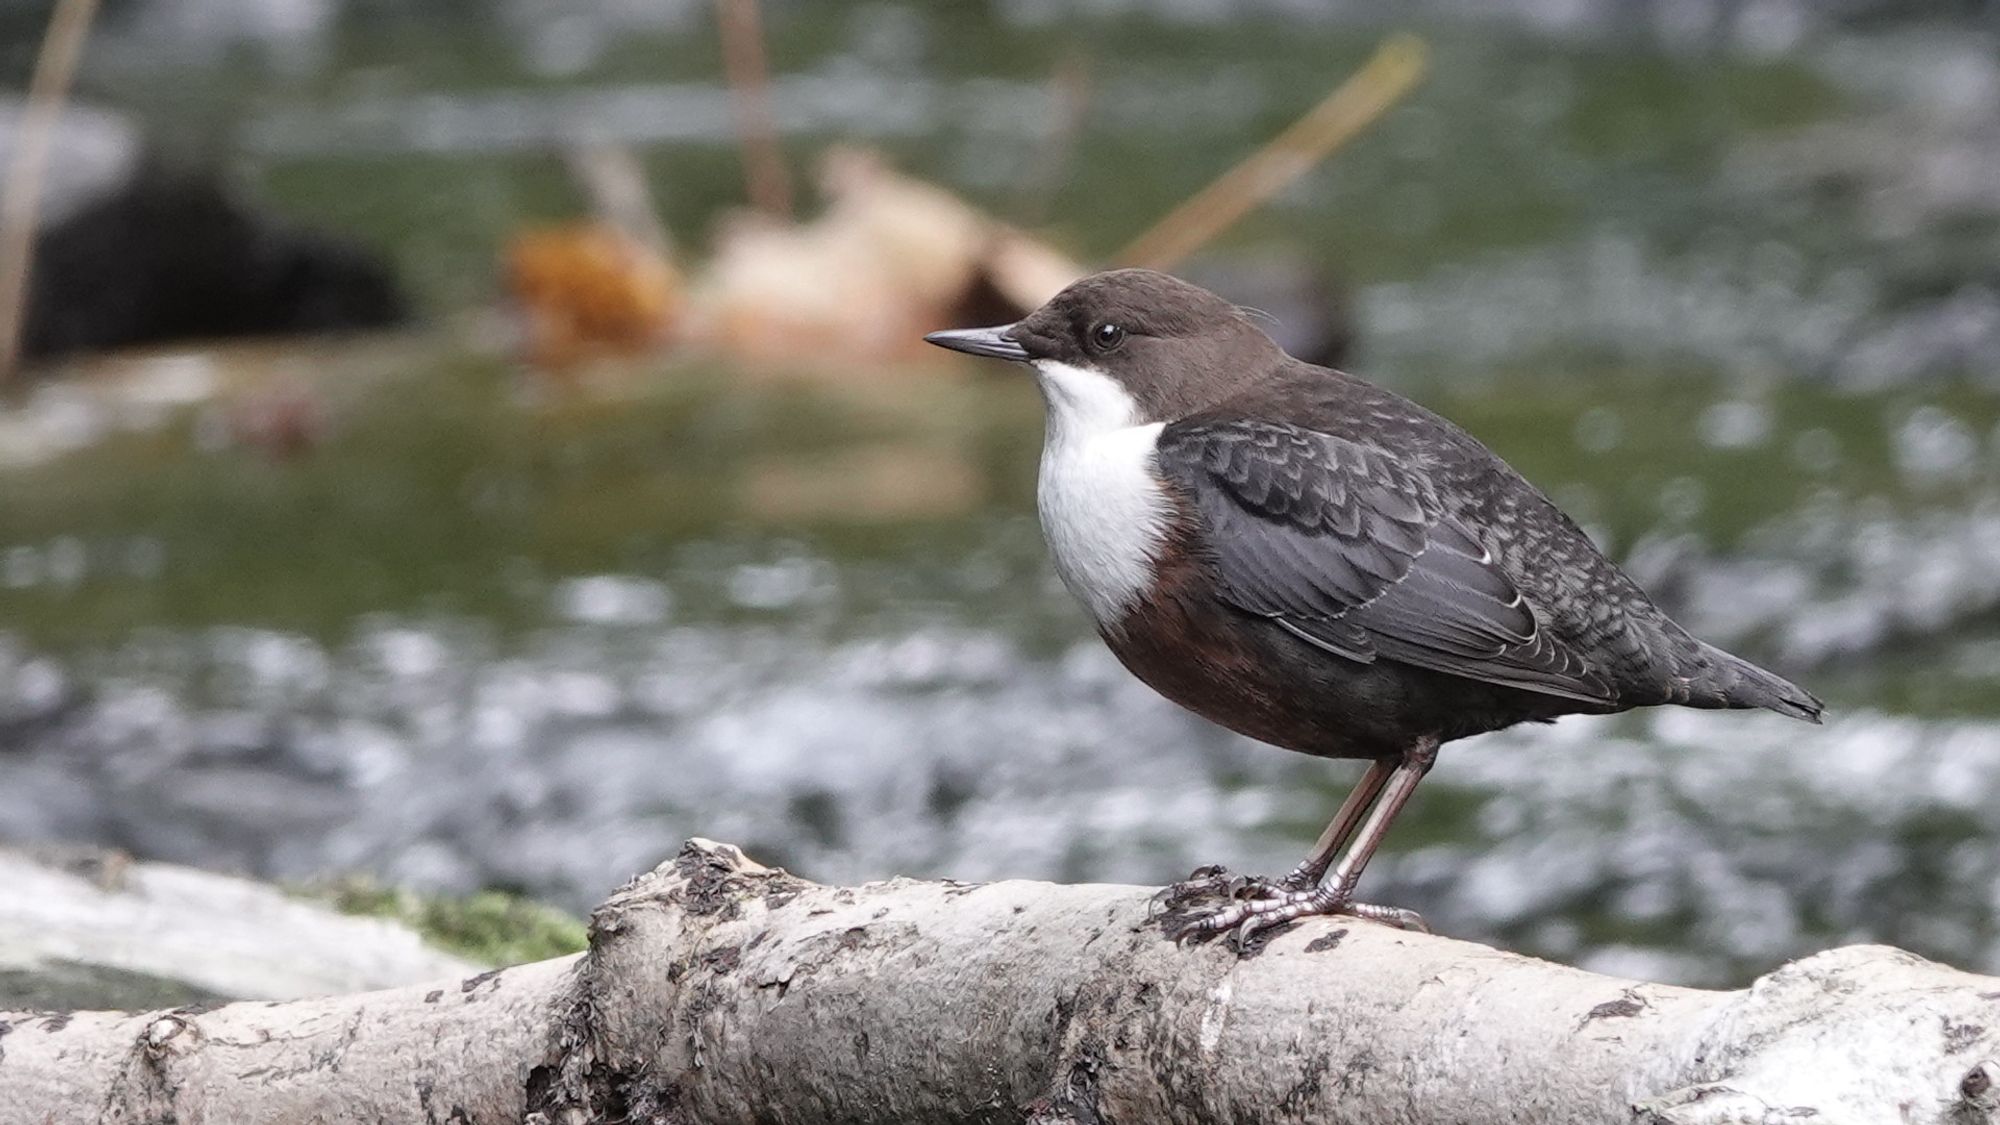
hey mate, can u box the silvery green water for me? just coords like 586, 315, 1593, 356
5, 2, 2000, 987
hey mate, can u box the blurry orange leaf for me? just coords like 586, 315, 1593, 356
506, 223, 683, 372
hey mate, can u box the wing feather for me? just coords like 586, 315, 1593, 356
1157, 419, 1615, 705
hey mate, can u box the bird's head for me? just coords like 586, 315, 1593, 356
926, 269, 1285, 435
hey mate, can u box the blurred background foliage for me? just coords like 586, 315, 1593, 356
2, 0, 2000, 989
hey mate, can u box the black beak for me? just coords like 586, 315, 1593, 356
924, 324, 1030, 362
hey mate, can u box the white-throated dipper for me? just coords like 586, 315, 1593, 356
925, 268, 1823, 943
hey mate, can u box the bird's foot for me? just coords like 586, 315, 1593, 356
1149, 864, 1290, 917
1167, 882, 1428, 949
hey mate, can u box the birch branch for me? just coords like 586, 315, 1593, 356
3, 838, 1997, 1124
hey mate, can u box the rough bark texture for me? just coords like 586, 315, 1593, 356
3, 838, 1999, 1124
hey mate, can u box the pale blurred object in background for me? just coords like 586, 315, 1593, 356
688, 147, 1083, 368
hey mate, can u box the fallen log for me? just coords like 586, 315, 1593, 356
3, 838, 1997, 1124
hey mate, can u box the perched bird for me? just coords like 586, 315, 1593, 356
926, 269, 1822, 943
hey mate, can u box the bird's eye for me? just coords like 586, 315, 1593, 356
1090, 322, 1125, 351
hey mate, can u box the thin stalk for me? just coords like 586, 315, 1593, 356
1116, 33, 1427, 273
0, 0, 102, 384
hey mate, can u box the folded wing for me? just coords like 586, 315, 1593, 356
1156, 419, 1615, 705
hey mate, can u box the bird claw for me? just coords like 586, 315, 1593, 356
1166, 883, 1427, 947
1279, 867, 1321, 893
1150, 865, 1288, 919
1150, 873, 1216, 914
1345, 901, 1430, 933
1152, 860, 1288, 916
1205, 887, 1336, 949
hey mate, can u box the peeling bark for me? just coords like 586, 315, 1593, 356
3, 838, 1999, 1124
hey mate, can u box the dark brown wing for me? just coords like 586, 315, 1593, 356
1156, 419, 1616, 705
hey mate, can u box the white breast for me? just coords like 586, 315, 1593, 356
1031, 360, 1172, 627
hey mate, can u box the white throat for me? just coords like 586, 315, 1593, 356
1031, 360, 1171, 626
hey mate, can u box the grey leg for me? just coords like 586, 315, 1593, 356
1178, 736, 1439, 943
1281, 757, 1396, 890
1310, 736, 1437, 902
1154, 756, 1395, 912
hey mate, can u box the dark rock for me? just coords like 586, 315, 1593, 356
21, 164, 410, 363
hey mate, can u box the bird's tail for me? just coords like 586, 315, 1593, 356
1689, 641, 1824, 723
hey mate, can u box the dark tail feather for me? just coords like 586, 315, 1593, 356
1694, 642, 1824, 723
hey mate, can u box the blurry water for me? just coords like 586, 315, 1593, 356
4, 439, 2000, 988
3, 3, 2000, 988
